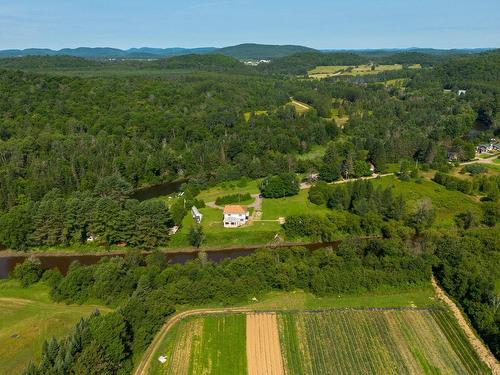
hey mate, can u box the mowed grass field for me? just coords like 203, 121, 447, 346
150, 308, 489, 375
169, 205, 281, 248
0, 281, 110, 374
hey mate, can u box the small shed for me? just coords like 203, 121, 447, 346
191, 206, 203, 224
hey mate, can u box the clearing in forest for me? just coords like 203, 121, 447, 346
308, 64, 421, 79
247, 313, 284, 375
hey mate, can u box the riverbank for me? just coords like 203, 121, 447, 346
0, 238, 384, 279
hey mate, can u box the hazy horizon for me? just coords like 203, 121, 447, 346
1, 0, 499, 50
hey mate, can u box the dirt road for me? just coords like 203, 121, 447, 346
432, 277, 500, 375
300, 173, 394, 190
461, 153, 499, 166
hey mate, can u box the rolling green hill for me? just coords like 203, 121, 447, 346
218, 43, 317, 60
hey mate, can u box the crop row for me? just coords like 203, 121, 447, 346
278, 310, 489, 375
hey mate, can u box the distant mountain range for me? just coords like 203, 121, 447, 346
0, 44, 494, 60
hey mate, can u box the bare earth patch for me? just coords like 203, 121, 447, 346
247, 312, 285, 375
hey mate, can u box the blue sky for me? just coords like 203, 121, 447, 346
1, 0, 499, 49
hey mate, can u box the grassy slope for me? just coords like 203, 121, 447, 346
371, 175, 481, 228
196, 179, 261, 202
0, 281, 110, 374
169, 205, 281, 248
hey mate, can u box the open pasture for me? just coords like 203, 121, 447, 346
0, 281, 110, 374
308, 64, 421, 79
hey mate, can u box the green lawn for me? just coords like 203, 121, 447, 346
0, 281, 110, 374
371, 175, 481, 228
169, 205, 281, 248
261, 189, 331, 220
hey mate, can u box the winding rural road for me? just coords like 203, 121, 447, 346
461, 153, 499, 166
432, 277, 500, 375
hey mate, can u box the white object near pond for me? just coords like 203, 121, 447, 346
158, 355, 167, 364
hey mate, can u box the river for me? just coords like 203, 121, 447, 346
0, 241, 342, 279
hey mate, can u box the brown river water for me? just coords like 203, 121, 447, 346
0, 241, 341, 279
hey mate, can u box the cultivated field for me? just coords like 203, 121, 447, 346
247, 313, 284, 375
308, 64, 421, 79
0, 281, 110, 374
150, 314, 247, 375
150, 309, 490, 375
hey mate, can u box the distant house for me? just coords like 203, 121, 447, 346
191, 206, 203, 224
477, 144, 493, 154
223, 205, 249, 228
457, 90, 467, 96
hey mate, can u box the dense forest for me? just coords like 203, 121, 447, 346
0, 51, 498, 212
0, 50, 498, 247
0, 48, 499, 373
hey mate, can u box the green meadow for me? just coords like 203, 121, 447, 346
0, 281, 110, 374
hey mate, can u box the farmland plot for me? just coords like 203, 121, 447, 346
278, 309, 491, 375
152, 314, 246, 375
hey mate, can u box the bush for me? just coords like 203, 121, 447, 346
433, 172, 473, 194
12, 258, 43, 287
461, 164, 487, 175
215, 193, 252, 205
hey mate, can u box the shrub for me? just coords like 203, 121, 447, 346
461, 164, 487, 175
13, 258, 43, 287
215, 193, 252, 205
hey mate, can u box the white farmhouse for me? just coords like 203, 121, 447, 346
223, 205, 249, 228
